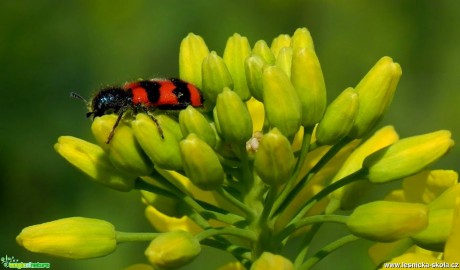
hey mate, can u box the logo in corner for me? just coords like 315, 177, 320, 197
1, 255, 50, 269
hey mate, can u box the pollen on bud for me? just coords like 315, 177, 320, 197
180, 133, 224, 190
145, 231, 201, 269
363, 130, 454, 183
223, 33, 252, 100
214, 88, 253, 144
202, 51, 234, 104
254, 128, 295, 187
316, 87, 358, 145
346, 201, 428, 242
132, 114, 183, 171
179, 106, 217, 148
16, 217, 116, 259
250, 252, 293, 270
350, 56, 402, 138
263, 66, 302, 138
179, 33, 210, 89
54, 136, 136, 191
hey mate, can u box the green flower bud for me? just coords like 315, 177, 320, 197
275, 47, 293, 78
291, 47, 327, 127
346, 201, 428, 242
245, 55, 266, 101
91, 115, 153, 175
316, 87, 359, 145
54, 136, 136, 191
16, 217, 116, 259
250, 252, 293, 270
412, 209, 454, 251
179, 106, 216, 147
132, 114, 182, 170
145, 231, 201, 269
156, 114, 183, 141
350, 56, 402, 138
270, 34, 291, 59
254, 128, 295, 187
179, 33, 210, 88
214, 88, 253, 143
363, 130, 454, 183
202, 51, 234, 103
291, 27, 314, 52
263, 66, 302, 138
252, 40, 275, 65
180, 134, 224, 190
223, 33, 251, 100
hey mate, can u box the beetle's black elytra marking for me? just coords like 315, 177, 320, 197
138, 80, 161, 103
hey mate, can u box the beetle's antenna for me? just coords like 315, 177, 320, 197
70, 92, 88, 104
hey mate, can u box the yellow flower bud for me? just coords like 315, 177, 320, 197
157, 114, 183, 141
291, 27, 314, 52
179, 106, 216, 147
141, 190, 180, 218
364, 130, 454, 183
214, 88, 253, 143
250, 252, 293, 270
429, 183, 460, 211
16, 217, 116, 259
132, 114, 182, 170
179, 33, 210, 89
316, 87, 359, 145
223, 33, 251, 100
145, 231, 201, 269
270, 34, 291, 59
444, 196, 460, 262
346, 201, 428, 242
291, 47, 327, 127
402, 170, 458, 204
202, 51, 234, 103
350, 56, 402, 138
91, 115, 153, 175
275, 47, 293, 78
412, 208, 454, 251
254, 128, 295, 187
245, 55, 266, 101
54, 136, 136, 191
180, 133, 224, 190
252, 40, 275, 65
263, 66, 302, 138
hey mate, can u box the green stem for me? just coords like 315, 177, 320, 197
196, 227, 258, 243
289, 169, 367, 226
116, 231, 159, 243
293, 224, 322, 268
201, 238, 252, 268
218, 187, 256, 220
275, 214, 347, 243
271, 128, 312, 216
298, 235, 360, 270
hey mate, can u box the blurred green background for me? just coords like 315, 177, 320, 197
1, 0, 459, 269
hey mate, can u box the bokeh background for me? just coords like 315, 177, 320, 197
1, 0, 460, 269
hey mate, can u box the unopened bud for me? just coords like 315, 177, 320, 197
364, 130, 454, 183
250, 252, 293, 270
180, 134, 224, 190
263, 66, 302, 138
202, 51, 233, 103
412, 209, 454, 251
252, 40, 275, 65
179, 106, 216, 147
179, 33, 210, 88
17, 217, 116, 259
132, 114, 183, 170
245, 55, 266, 101
316, 87, 358, 145
145, 231, 201, 269
350, 56, 402, 138
254, 128, 295, 187
223, 33, 251, 100
346, 201, 428, 242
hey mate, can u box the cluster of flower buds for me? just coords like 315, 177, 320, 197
19, 28, 459, 269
